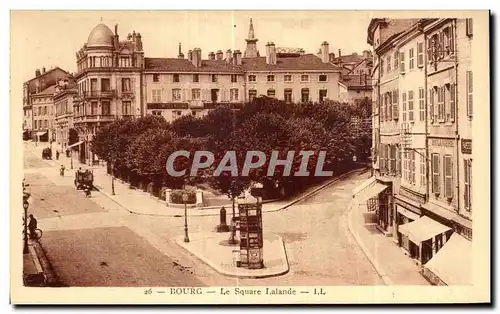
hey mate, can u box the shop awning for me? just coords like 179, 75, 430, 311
352, 176, 376, 197
67, 141, 84, 149
424, 234, 472, 285
399, 216, 451, 244
36, 131, 47, 136
358, 182, 388, 202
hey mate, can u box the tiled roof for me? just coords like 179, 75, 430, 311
241, 54, 340, 71
341, 75, 372, 88
24, 67, 70, 84
145, 58, 244, 73
33, 85, 56, 96
332, 54, 365, 64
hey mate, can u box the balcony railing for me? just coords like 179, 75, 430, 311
73, 114, 116, 123
83, 90, 116, 99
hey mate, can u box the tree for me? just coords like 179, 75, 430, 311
68, 128, 79, 146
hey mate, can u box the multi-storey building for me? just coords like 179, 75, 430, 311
73, 23, 144, 164
31, 84, 56, 144
54, 79, 77, 152
23, 67, 71, 140
360, 17, 474, 286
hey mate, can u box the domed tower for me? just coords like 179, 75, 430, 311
86, 23, 115, 68
244, 18, 259, 58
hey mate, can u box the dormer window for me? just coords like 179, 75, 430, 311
267, 75, 275, 82
120, 57, 130, 67
300, 74, 309, 82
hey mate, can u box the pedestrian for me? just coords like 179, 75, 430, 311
28, 214, 37, 239
60, 165, 66, 177
56, 150, 60, 160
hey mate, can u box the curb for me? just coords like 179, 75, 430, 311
94, 167, 368, 218
175, 234, 289, 279
345, 197, 393, 285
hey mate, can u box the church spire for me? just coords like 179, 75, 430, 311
244, 18, 259, 58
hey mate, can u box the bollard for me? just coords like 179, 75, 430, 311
216, 206, 230, 233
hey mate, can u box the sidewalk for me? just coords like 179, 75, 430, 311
346, 195, 430, 285
175, 232, 289, 278
23, 241, 46, 286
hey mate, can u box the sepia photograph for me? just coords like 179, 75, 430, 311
9, 9, 490, 305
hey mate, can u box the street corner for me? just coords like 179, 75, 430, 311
175, 232, 289, 279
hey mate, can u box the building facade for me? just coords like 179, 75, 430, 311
362, 18, 474, 285
73, 23, 144, 164
54, 80, 77, 152
31, 85, 56, 144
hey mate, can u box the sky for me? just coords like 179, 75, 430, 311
10, 10, 372, 104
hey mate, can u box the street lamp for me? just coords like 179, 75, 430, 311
111, 162, 115, 195
228, 180, 239, 245
70, 149, 73, 170
183, 193, 190, 243
23, 191, 30, 254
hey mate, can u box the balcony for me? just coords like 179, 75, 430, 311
119, 90, 135, 100
73, 114, 116, 124
83, 90, 116, 99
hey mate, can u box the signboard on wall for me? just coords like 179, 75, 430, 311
461, 139, 472, 154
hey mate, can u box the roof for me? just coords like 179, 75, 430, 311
144, 58, 244, 73
332, 53, 364, 64
32, 84, 56, 97
241, 54, 340, 71
87, 23, 114, 48
341, 74, 372, 88
24, 67, 70, 84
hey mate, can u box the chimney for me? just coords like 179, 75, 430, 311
114, 24, 119, 49
236, 50, 242, 65
42, 67, 46, 73
338, 49, 341, 57
35, 69, 41, 77
178, 43, 184, 59
187, 50, 193, 62
321, 41, 329, 63
196, 48, 202, 67
191, 48, 199, 67
136, 33, 143, 51
329, 52, 336, 62
363, 50, 371, 60
299, 49, 305, 56
208, 52, 215, 60
132, 31, 137, 43
225, 49, 232, 62
216, 50, 223, 60
266, 42, 276, 65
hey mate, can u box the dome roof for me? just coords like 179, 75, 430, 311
87, 23, 114, 48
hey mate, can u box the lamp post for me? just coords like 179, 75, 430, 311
23, 191, 30, 254
70, 149, 73, 169
183, 193, 190, 243
228, 180, 239, 245
111, 162, 116, 195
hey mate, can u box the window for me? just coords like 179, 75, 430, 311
390, 145, 396, 174
301, 88, 309, 103
392, 90, 399, 120
173, 74, 180, 83
33, 120, 37, 130
403, 151, 408, 181
192, 89, 201, 100
91, 101, 98, 115
419, 87, 425, 121
410, 150, 416, 184
399, 52, 405, 73
173, 110, 182, 117
210, 89, 219, 102
420, 154, 426, 187
429, 88, 435, 123
464, 159, 472, 211
394, 51, 399, 70
231, 75, 238, 83
101, 78, 111, 91
230, 88, 239, 101
402, 91, 407, 121
381, 96, 385, 122
267, 75, 275, 82
248, 75, 256, 82
408, 90, 414, 122
380, 58, 384, 76
267, 89, 276, 97
120, 57, 130, 67
444, 155, 453, 199
386, 92, 392, 120
300, 74, 309, 82
284, 74, 292, 82
102, 101, 111, 115
397, 146, 402, 175
319, 89, 328, 102
387, 55, 391, 72
445, 27, 454, 55
449, 83, 456, 122
38, 107, 41, 115
284, 89, 293, 103
212, 74, 218, 83
153, 74, 160, 82
152, 110, 162, 116
417, 42, 424, 67
151, 90, 161, 102
122, 78, 131, 92
248, 89, 257, 102
467, 71, 473, 117
466, 18, 473, 37
319, 74, 327, 82
172, 89, 181, 101
437, 86, 445, 121
122, 101, 132, 115
409, 48, 415, 70
44, 120, 48, 129
432, 153, 440, 194
193, 74, 199, 83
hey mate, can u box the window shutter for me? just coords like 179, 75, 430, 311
444, 155, 453, 199
411, 151, 416, 184
392, 90, 399, 120
387, 92, 392, 119
467, 71, 473, 116
396, 146, 401, 175
448, 26, 454, 54
400, 52, 405, 73
202, 89, 208, 101
439, 32, 445, 58
466, 18, 473, 36
408, 91, 414, 122
402, 92, 407, 122
449, 83, 455, 121
442, 86, 446, 121
427, 38, 433, 63
221, 89, 226, 102
417, 42, 424, 67
432, 153, 440, 194
394, 51, 399, 70
464, 159, 471, 211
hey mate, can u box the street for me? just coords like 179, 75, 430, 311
23, 142, 383, 286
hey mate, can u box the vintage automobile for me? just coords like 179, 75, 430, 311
74, 169, 94, 190
41, 148, 52, 160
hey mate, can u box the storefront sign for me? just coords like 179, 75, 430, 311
461, 139, 472, 154
147, 102, 189, 110
398, 185, 426, 204
431, 138, 455, 147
